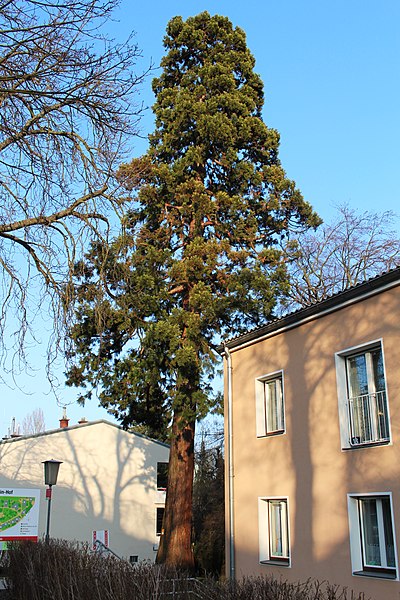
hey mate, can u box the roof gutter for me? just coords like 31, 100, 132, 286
219, 269, 400, 354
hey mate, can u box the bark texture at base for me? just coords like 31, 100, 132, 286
156, 412, 195, 570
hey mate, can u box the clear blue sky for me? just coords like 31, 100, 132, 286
2, 0, 399, 435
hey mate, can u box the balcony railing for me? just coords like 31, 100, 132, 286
348, 391, 389, 446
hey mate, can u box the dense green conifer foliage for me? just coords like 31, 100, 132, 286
66, 12, 320, 568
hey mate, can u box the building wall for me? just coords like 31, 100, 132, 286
0, 421, 169, 561
225, 285, 400, 599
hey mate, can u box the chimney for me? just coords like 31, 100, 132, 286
59, 407, 69, 429
9, 417, 21, 438
78, 417, 88, 425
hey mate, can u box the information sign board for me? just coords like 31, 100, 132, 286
0, 488, 40, 549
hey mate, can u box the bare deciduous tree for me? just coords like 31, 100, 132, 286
21, 407, 46, 434
0, 0, 146, 370
282, 204, 400, 311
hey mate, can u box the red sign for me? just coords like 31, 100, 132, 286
92, 530, 109, 551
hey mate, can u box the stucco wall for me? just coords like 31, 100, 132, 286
0, 421, 169, 561
225, 285, 400, 599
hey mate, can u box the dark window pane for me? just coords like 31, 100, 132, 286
372, 349, 385, 392
348, 354, 368, 397
361, 498, 381, 566
382, 498, 395, 568
156, 507, 164, 535
157, 462, 168, 489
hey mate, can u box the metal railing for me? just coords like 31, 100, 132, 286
93, 539, 123, 560
154, 578, 207, 600
92, 543, 207, 599
348, 390, 389, 446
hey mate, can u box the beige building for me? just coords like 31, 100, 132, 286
0, 419, 169, 561
222, 268, 400, 599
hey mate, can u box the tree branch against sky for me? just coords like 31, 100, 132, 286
66, 12, 320, 569
0, 0, 146, 373
281, 204, 400, 311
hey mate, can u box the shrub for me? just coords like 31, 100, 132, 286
1, 540, 371, 600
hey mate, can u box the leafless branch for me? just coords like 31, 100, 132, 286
0, 0, 148, 376
281, 204, 400, 312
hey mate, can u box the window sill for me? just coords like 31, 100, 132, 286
343, 440, 390, 451
260, 559, 290, 567
353, 570, 397, 580
257, 430, 286, 439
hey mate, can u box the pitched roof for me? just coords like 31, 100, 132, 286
0, 419, 169, 448
220, 266, 400, 352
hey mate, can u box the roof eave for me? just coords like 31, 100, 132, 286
218, 267, 400, 353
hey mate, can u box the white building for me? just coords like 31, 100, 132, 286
0, 417, 169, 561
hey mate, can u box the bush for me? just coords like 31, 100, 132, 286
3, 540, 168, 600
206, 577, 371, 600
1, 540, 371, 600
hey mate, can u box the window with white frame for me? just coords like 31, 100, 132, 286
348, 494, 397, 579
258, 497, 290, 565
335, 342, 390, 448
255, 371, 285, 438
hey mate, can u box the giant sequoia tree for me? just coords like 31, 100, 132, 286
67, 12, 320, 568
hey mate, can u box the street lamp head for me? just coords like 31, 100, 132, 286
42, 459, 62, 486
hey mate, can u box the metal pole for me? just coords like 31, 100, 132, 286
45, 485, 52, 544
224, 343, 235, 581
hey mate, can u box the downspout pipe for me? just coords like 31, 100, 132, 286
224, 343, 235, 580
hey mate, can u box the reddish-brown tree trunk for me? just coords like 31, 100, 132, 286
156, 411, 195, 570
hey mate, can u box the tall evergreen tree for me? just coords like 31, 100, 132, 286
66, 12, 320, 569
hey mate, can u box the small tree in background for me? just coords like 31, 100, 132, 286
66, 12, 320, 569
282, 204, 400, 310
193, 432, 225, 576
21, 408, 46, 435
